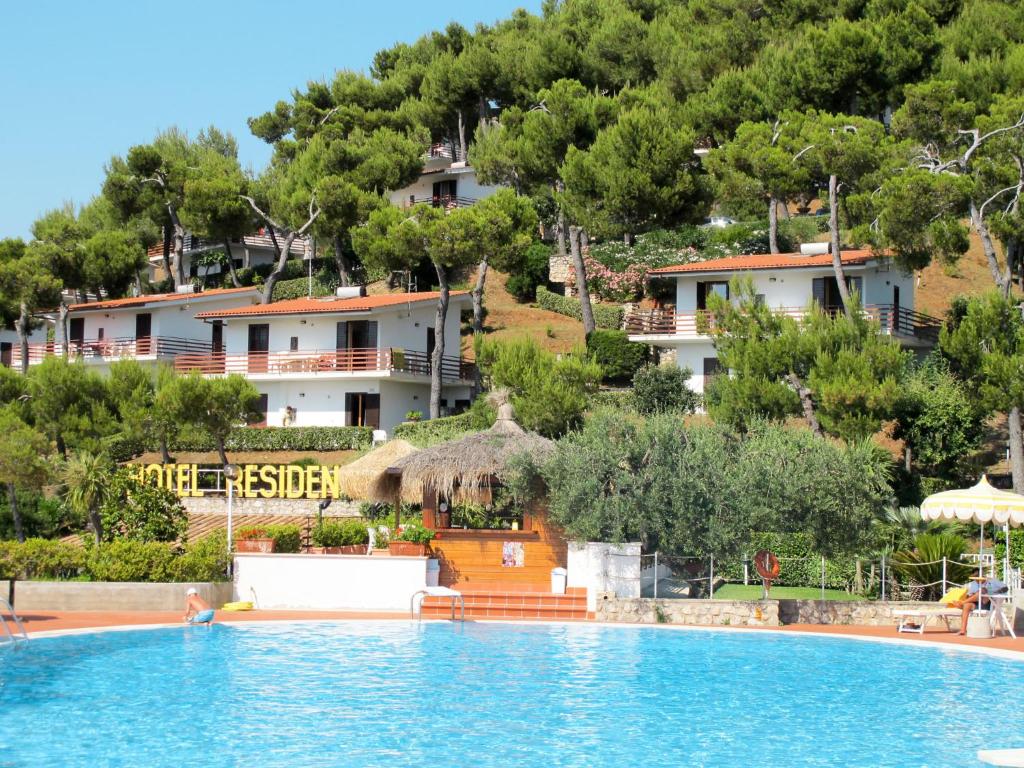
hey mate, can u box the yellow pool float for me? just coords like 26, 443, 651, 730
221, 601, 254, 612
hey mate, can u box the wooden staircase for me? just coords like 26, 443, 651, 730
420, 585, 588, 621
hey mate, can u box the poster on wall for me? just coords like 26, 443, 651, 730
502, 541, 525, 568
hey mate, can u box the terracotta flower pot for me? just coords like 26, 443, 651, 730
389, 541, 427, 557
236, 538, 275, 554
324, 545, 367, 555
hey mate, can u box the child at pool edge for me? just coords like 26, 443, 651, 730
184, 588, 215, 625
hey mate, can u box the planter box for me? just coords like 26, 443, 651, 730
324, 545, 368, 555
236, 538, 275, 554
389, 541, 428, 557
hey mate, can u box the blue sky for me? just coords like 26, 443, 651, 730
0, 0, 541, 239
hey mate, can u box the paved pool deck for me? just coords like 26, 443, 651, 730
11, 610, 1024, 654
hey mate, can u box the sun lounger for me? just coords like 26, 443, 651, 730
894, 587, 966, 634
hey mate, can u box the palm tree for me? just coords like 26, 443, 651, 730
62, 451, 111, 544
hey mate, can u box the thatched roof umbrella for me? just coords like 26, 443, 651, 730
369, 400, 554, 527
336, 439, 420, 503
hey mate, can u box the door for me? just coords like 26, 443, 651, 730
348, 321, 378, 370
345, 392, 381, 428
426, 327, 436, 376
68, 317, 85, 352
892, 285, 901, 334
247, 324, 270, 373
432, 179, 457, 207
248, 393, 269, 428
703, 357, 722, 390
0, 342, 10, 368
813, 277, 861, 315
135, 313, 152, 355
210, 323, 225, 373
696, 281, 729, 311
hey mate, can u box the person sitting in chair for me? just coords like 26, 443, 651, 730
184, 588, 215, 625
955, 577, 1008, 635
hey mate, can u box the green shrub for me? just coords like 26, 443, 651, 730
271, 273, 338, 301
170, 534, 230, 582
717, 532, 858, 590
0, 490, 78, 540
586, 329, 649, 383
891, 533, 974, 601
99, 467, 188, 543
145, 426, 372, 453
358, 501, 421, 523
85, 539, 176, 582
535, 286, 623, 330
505, 243, 551, 301
312, 519, 367, 547
393, 409, 494, 447
632, 364, 701, 414
264, 524, 302, 553
0, 538, 85, 579
236, 526, 268, 541
396, 522, 435, 544
289, 456, 320, 468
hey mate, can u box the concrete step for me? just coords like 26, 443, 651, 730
420, 589, 587, 621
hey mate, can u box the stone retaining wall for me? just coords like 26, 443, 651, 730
596, 594, 1023, 629
4, 580, 232, 611
182, 496, 361, 517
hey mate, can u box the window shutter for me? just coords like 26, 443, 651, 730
812, 278, 826, 308
846, 276, 863, 301
336, 321, 349, 350
364, 394, 380, 429
367, 321, 378, 349
696, 282, 708, 310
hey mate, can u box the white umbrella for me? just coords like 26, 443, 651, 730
920, 475, 1024, 581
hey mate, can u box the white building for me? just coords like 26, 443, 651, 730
14, 286, 262, 372
388, 145, 501, 211
181, 291, 475, 432
146, 230, 309, 283
626, 248, 940, 395
0, 326, 49, 368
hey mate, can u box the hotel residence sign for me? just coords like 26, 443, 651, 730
137, 463, 344, 500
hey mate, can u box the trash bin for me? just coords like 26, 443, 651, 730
426, 559, 440, 587
551, 567, 567, 594
966, 610, 992, 639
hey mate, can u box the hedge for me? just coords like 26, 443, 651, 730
536, 286, 623, 330
0, 535, 230, 583
107, 426, 375, 460
270, 273, 339, 301
717, 532, 858, 591
586, 329, 648, 383
393, 410, 493, 447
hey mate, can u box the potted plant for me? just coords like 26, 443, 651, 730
389, 522, 435, 556
312, 520, 369, 554
235, 526, 275, 553
405, 409, 423, 423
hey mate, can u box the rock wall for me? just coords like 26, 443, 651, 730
182, 496, 361, 517
595, 594, 781, 627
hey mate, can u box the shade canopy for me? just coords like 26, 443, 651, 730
920, 475, 1024, 528
336, 439, 420, 502
369, 402, 553, 503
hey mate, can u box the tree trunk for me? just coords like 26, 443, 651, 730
222, 240, 242, 288
261, 233, 297, 304
555, 181, 567, 256
768, 196, 780, 254
569, 227, 596, 336
7, 483, 24, 544
161, 227, 172, 280
168, 206, 187, 289
471, 258, 489, 334
333, 235, 352, 287
970, 200, 1010, 295
1009, 406, 1024, 495
16, 301, 30, 375
216, 436, 229, 468
87, 507, 103, 545
430, 265, 450, 420
787, 372, 822, 436
160, 436, 172, 465
828, 174, 853, 317
457, 111, 467, 162
58, 301, 69, 358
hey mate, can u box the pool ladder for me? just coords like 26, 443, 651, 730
0, 596, 27, 646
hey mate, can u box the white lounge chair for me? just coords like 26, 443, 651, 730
893, 606, 960, 633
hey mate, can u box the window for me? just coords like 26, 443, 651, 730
703, 357, 722, 388
696, 281, 729, 310
97, 328, 105, 340
290, 336, 299, 351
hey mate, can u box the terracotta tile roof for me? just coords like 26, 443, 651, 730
649, 249, 880, 275
67, 286, 260, 313
195, 291, 469, 319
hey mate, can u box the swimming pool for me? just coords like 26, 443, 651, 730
1, 622, 1021, 766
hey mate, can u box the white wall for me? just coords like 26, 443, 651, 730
673, 342, 717, 394
567, 541, 642, 612
388, 166, 501, 207
232, 552, 428, 611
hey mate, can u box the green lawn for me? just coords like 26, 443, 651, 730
713, 584, 862, 601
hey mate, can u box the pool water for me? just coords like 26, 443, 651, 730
1, 622, 1022, 767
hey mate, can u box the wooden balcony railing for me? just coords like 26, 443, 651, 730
399, 195, 479, 210
11, 336, 213, 366
173, 347, 476, 382
625, 304, 942, 342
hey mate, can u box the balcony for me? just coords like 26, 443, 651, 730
10, 336, 213, 368
398, 194, 479, 210
625, 304, 941, 346
173, 347, 476, 383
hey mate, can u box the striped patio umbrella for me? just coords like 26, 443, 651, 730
921, 475, 1024, 579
